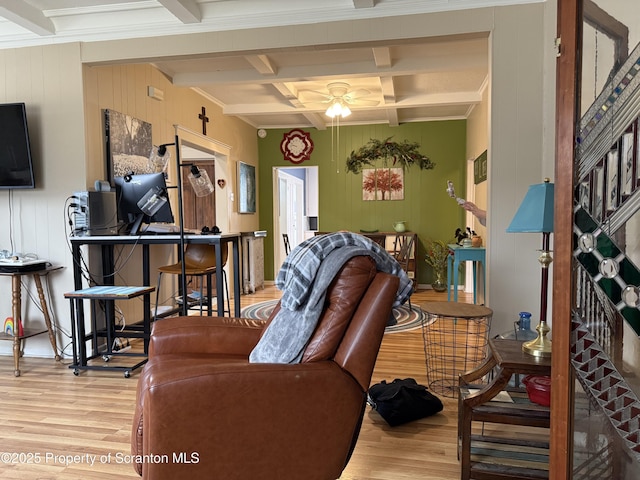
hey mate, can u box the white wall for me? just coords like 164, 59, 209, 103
0, 43, 86, 358
487, 2, 557, 335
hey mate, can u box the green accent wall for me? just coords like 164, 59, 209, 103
258, 120, 467, 284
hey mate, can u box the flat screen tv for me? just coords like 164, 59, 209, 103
0, 103, 36, 189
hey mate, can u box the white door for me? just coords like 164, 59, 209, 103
274, 169, 305, 273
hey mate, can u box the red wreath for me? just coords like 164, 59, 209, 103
280, 129, 314, 164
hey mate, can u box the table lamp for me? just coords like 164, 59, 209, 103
506, 178, 554, 358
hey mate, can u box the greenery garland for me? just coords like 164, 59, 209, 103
345, 137, 435, 174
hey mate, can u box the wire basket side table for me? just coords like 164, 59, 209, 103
421, 302, 493, 397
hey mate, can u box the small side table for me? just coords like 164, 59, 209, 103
447, 244, 486, 304
458, 338, 551, 480
0, 266, 62, 376
421, 301, 492, 397
65, 285, 155, 378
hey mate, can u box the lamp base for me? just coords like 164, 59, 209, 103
522, 320, 552, 358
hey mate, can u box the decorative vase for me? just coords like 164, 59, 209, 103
393, 221, 406, 233
471, 235, 482, 247
432, 269, 447, 292
462, 238, 472, 248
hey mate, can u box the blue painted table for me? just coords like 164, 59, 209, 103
447, 244, 486, 304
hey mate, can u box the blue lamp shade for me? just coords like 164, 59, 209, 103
506, 180, 554, 233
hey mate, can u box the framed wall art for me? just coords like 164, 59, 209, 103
362, 167, 404, 201
474, 150, 488, 184
104, 109, 153, 184
238, 161, 256, 214
280, 129, 314, 164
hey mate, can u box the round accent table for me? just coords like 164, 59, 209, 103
421, 301, 493, 397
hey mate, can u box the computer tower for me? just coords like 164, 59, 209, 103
73, 190, 118, 236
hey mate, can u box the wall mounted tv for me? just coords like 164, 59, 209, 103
0, 102, 36, 189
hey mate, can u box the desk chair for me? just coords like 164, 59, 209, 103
154, 243, 230, 319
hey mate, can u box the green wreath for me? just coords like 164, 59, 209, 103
345, 137, 435, 174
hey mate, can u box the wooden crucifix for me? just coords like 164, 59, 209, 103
198, 106, 210, 135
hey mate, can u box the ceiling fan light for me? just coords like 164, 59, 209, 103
332, 101, 344, 117
325, 103, 337, 118
325, 100, 351, 118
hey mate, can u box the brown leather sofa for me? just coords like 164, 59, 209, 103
131, 255, 400, 480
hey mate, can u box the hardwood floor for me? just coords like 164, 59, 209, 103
0, 286, 468, 479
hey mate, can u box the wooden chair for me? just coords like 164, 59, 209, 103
282, 233, 291, 255
395, 236, 416, 312
393, 234, 416, 291
364, 233, 386, 249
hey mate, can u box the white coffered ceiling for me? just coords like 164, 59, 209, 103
0, 1, 538, 129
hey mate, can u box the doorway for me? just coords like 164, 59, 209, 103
176, 127, 231, 235
181, 161, 216, 231
272, 166, 319, 274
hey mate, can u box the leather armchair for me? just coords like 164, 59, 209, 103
131, 255, 400, 480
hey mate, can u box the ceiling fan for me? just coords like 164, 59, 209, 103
300, 82, 379, 117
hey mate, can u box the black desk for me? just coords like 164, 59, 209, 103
69, 232, 242, 321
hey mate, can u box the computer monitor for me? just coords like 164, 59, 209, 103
114, 173, 174, 234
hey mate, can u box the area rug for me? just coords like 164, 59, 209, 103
240, 299, 425, 334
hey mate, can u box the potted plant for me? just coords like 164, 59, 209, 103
424, 239, 450, 292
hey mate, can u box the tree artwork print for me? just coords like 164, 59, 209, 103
362, 167, 404, 201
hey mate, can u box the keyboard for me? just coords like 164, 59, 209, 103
140, 224, 200, 235
141, 223, 180, 234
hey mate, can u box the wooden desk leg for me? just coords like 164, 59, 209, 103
11, 275, 22, 377
33, 274, 60, 361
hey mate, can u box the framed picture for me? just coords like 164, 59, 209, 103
621, 130, 635, 196
238, 161, 256, 214
592, 163, 604, 223
473, 150, 487, 184
362, 167, 404, 201
104, 109, 153, 185
605, 148, 619, 212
